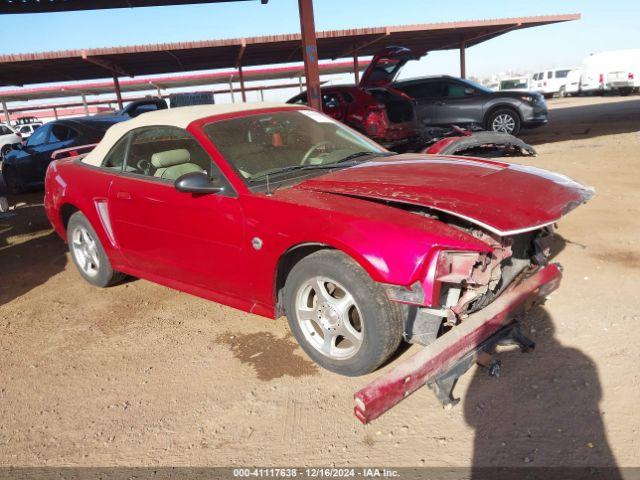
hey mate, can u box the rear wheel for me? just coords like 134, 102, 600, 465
67, 211, 125, 287
486, 108, 521, 136
284, 250, 403, 376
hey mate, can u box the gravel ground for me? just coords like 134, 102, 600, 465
0, 95, 639, 469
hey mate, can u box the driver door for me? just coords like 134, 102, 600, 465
435, 81, 483, 125
107, 125, 247, 295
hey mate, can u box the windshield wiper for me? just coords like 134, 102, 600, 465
336, 151, 385, 163
249, 165, 308, 182
249, 152, 390, 183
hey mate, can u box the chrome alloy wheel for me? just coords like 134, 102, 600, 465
295, 276, 364, 360
71, 225, 100, 277
491, 113, 516, 133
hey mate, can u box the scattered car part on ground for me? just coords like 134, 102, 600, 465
423, 128, 537, 158
44, 103, 593, 416
354, 263, 562, 423
288, 46, 421, 149
393, 74, 549, 136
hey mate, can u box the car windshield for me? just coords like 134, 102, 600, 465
204, 109, 387, 185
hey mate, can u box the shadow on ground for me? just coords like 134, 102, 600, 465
465, 307, 622, 478
461, 232, 620, 476
521, 97, 640, 145
0, 193, 67, 306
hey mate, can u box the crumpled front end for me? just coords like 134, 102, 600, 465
419, 225, 557, 327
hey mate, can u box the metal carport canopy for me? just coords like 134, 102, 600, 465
0, 61, 367, 101
0, 0, 266, 14
0, 14, 580, 87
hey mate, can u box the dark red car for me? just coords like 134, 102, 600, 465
44, 102, 594, 399
288, 46, 420, 148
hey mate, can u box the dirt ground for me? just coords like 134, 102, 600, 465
1, 95, 639, 469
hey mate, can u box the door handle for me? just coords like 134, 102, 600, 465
116, 191, 132, 200
435, 101, 445, 106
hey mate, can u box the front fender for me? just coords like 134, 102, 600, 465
242, 189, 492, 315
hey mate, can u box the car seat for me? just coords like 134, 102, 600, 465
151, 149, 204, 180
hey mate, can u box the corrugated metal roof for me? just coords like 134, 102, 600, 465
0, 0, 264, 14
0, 60, 368, 101
0, 14, 580, 86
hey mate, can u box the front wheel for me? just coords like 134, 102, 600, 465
284, 250, 403, 376
486, 108, 521, 136
67, 211, 125, 287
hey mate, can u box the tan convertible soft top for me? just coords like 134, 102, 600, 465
82, 102, 300, 166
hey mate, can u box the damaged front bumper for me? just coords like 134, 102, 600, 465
354, 262, 563, 424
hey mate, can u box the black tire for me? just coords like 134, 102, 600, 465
486, 108, 521, 136
2, 166, 23, 194
0, 144, 11, 160
67, 211, 125, 287
558, 86, 566, 98
283, 250, 404, 376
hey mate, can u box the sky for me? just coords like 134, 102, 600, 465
1, 0, 639, 108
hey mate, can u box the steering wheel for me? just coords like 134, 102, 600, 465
136, 159, 151, 175
301, 141, 333, 166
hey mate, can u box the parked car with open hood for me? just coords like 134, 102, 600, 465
288, 46, 421, 148
44, 103, 592, 380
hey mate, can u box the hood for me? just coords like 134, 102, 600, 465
359, 46, 420, 88
296, 154, 594, 236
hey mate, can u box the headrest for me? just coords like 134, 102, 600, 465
151, 149, 190, 168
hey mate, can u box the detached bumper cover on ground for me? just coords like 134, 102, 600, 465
354, 263, 563, 424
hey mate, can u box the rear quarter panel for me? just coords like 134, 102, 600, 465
45, 159, 125, 265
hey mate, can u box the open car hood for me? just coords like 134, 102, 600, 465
359, 46, 420, 88
296, 154, 594, 236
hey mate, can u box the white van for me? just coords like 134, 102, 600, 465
564, 68, 583, 96
531, 68, 573, 97
580, 49, 640, 95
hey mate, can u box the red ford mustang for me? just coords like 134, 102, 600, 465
44, 103, 593, 377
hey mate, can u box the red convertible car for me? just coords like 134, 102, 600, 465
44, 103, 593, 383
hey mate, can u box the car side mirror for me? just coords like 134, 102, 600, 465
464, 87, 475, 96
175, 171, 225, 194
